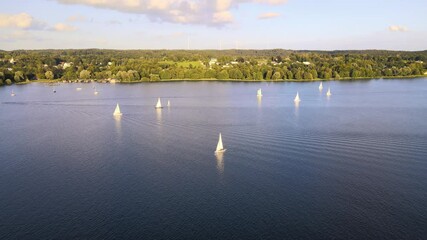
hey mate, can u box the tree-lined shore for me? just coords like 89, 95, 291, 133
0, 49, 426, 86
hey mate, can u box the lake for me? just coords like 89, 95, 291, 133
1, 79, 427, 239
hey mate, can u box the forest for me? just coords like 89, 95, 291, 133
0, 49, 426, 86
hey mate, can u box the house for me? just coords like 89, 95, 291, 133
209, 58, 218, 67
63, 62, 73, 69
303, 61, 311, 65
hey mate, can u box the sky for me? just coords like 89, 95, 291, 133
0, 0, 426, 50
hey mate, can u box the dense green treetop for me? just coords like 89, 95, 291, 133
0, 49, 426, 84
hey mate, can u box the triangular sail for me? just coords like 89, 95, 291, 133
155, 98, 162, 108
113, 103, 122, 116
257, 88, 262, 97
216, 133, 224, 152
294, 92, 301, 102
319, 82, 323, 90
167, 100, 170, 107
327, 88, 331, 96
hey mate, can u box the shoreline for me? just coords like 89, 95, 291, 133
31, 75, 427, 84
5, 74, 426, 86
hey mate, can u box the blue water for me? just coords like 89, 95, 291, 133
1, 79, 427, 239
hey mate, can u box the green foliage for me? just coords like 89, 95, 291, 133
14, 71, 25, 82
217, 70, 229, 80
272, 72, 281, 80
5, 79, 12, 85
79, 70, 91, 79
45, 71, 54, 80
0, 49, 424, 86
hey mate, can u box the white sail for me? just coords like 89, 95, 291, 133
257, 88, 263, 97
215, 133, 226, 153
94, 89, 99, 95
319, 82, 323, 90
113, 103, 122, 116
294, 92, 301, 103
11, 90, 15, 96
155, 98, 162, 108
326, 88, 332, 96
167, 100, 171, 107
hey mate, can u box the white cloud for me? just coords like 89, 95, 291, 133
0, 13, 34, 29
54, 23, 77, 31
388, 25, 408, 32
54, 0, 289, 26
258, 12, 280, 19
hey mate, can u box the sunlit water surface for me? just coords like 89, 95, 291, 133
1, 79, 426, 239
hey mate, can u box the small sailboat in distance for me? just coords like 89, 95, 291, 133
319, 82, 323, 90
94, 88, 99, 95
326, 87, 332, 97
113, 103, 122, 116
215, 133, 226, 154
294, 92, 301, 103
155, 98, 163, 109
11, 90, 15, 96
257, 88, 263, 97
167, 100, 171, 107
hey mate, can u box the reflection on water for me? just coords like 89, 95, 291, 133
113, 115, 122, 142
294, 101, 300, 117
215, 152, 224, 174
156, 108, 162, 123
257, 95, 262, 108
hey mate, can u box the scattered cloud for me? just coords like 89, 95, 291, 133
67, 14, 87, 22
258, 12, 280, 20
54, 23, 77, 31
388, 25, 408, 32
54, 0, 288, 26
0, 13, 46, 29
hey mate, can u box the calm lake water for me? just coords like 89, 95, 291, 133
1, 79, 427, 239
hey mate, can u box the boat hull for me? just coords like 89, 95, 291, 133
215, 149, 226, 154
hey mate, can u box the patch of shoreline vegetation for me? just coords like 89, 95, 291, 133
0, 49, 426, 86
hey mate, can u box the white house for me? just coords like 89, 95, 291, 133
209, 58, 218, 67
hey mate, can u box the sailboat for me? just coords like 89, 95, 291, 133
155, 98, 163, 109
294, 92, 301, 103
319, 82, 323, 90
11, 90, 15, 96
113, 103, 122, 116
167, 100, 171, 107
326, 88, 332, 96
215, 133, 226, 154
257, 88, 263, 97
94, 88, 99, 95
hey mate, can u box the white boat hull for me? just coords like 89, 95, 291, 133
215, 149, 226, 154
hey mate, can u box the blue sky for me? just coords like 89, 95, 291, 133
0, 0, 426, 50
